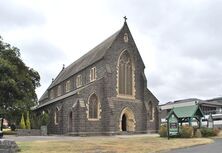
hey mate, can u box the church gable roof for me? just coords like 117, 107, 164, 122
48, 27, 123, 89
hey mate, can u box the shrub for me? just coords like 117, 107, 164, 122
200, 127, 220, 137
19, 113, 26, 129
194, 129, 202, 138
159, 124, 167, 137
26, 111, 31, 129
213, 128, 220, 136
179, 125, 193, 138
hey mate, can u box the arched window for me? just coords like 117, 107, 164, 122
88, 94, 99, 119
54, 107, 59, 125
118, 51, 133, 95
148, 101, 154, 121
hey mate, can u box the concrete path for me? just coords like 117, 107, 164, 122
164, 138, 222, 153
3, 133, 159, 142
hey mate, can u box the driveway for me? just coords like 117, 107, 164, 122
164, 138, 222, 153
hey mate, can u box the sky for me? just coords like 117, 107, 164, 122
1, 0, 222, 104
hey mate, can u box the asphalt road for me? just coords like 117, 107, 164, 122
164, 138, 222, 153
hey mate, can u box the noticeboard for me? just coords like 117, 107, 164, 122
168, 114, 179, 137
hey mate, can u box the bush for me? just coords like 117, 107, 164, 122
179, 125, 193, 138
26, 111, 31, 129
19, 113, 26, 129
213, 128, 220, 136
159, 124, 167, 137
200, 127, 220, 137
194, 129, 202, 138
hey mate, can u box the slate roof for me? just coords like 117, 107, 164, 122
48, 28, 122, 89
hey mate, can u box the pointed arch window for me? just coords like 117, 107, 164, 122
148, 101, 154, 121
118, 51, 133, 95
88, 94, 99, 119
54, 107, 60, 125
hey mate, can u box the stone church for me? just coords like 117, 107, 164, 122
35, 20, 159, 135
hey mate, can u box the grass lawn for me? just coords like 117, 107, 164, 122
17, 136, 213, 153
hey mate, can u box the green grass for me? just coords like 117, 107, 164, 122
17, 136, 213, 153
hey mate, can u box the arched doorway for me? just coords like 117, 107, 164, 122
119, 107, 136, 132
122, 114, 127, 131
69, 111, 73, 132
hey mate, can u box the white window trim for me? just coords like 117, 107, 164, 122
54, 107, 59, 125
86, 93, 101, 121
65, 80, 71, 93
90, 67, 96, 82
76, 75, 82, 88
116, 50, 136, 99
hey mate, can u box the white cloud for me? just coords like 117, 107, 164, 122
1, 0, 222, 103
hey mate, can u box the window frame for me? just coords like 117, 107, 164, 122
87, 93, 101, 121
90, 67, 96, 82
57, 85, 62, 97
117, 50, 135, 99
65, 80, 71, 93
54, 107, 59, 125
148, 101, 154, 121
76, 74, 82, 88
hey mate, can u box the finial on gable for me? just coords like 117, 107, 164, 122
62, 64, 65, 70
123, 16, 127, 23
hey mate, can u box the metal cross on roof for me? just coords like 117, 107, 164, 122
124, 16, 127, 22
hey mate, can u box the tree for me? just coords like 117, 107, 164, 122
0, 36, 40, 124
19, 113, 26, 129
26, 111, 31, 129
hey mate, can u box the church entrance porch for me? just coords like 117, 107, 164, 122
119, 107, 136, 132
121, 114, 127, 131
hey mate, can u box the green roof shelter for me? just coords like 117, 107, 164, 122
167, 105, 205, 127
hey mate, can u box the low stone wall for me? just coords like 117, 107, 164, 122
16, 129, 41, 136
0, 139, 19, 153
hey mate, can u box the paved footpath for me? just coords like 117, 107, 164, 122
3, 133, 159, 142
164, 138, 222, 153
